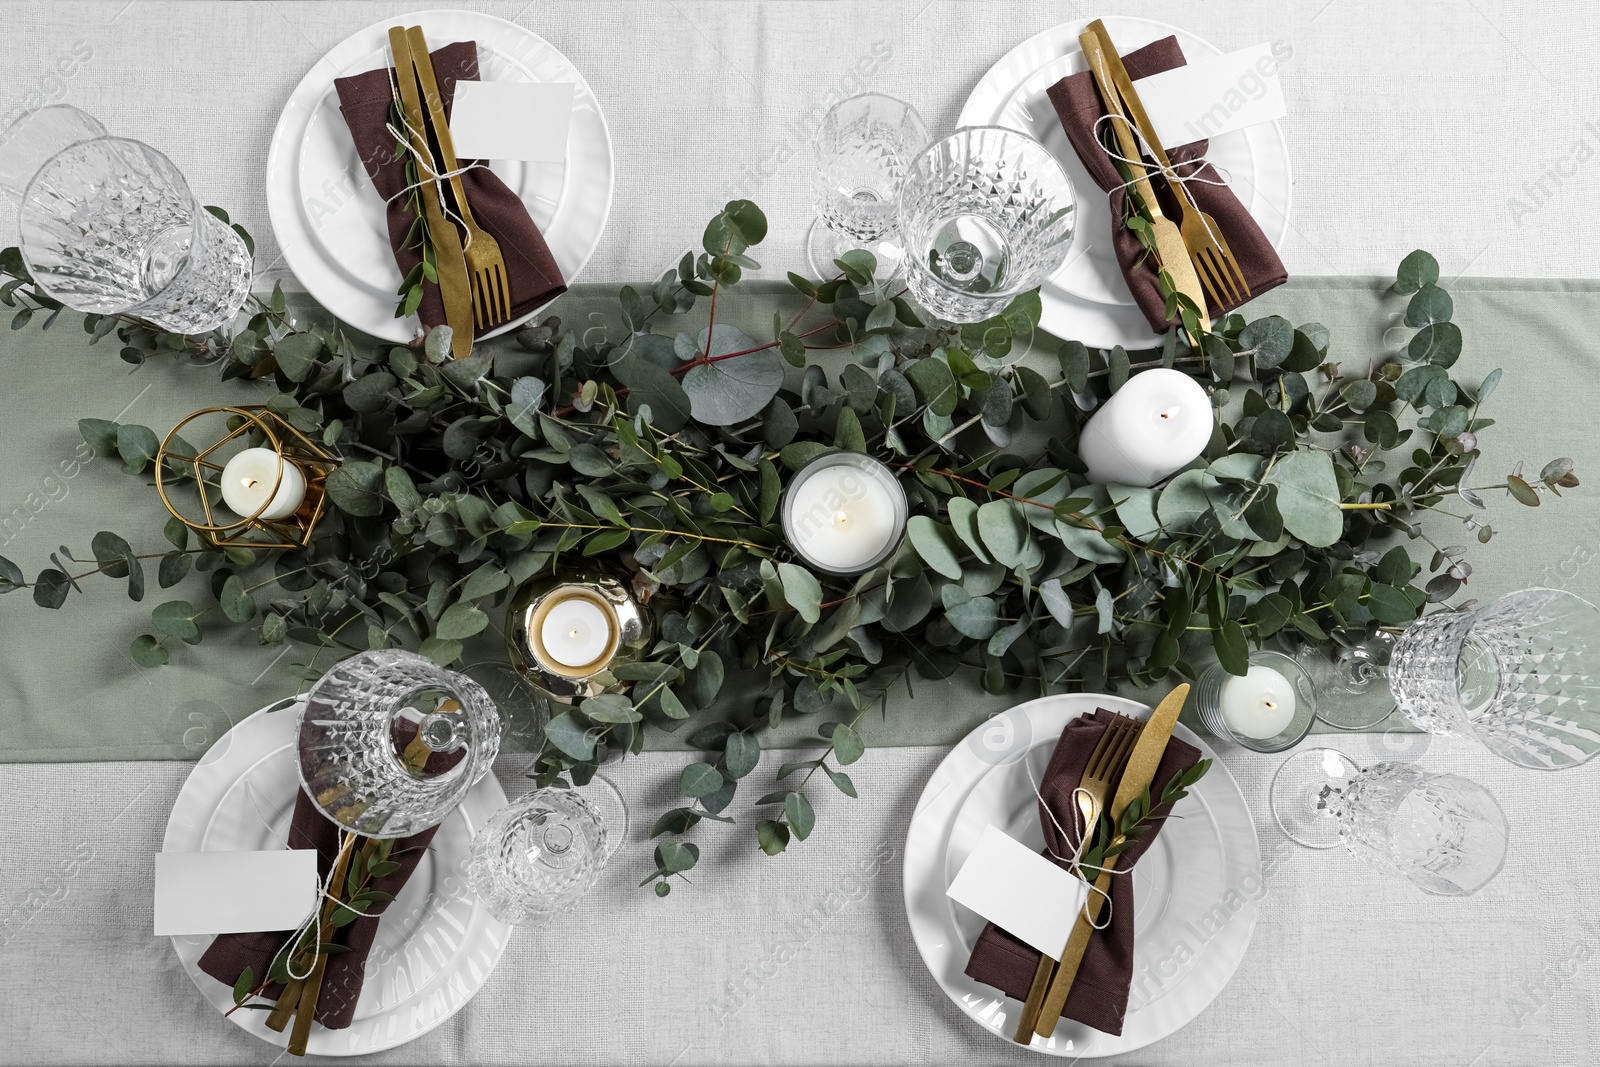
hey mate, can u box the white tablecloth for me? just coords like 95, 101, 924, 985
5, 2, 1600, 1064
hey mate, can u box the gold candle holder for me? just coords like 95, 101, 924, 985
507, 572, 652, 703
154, 406, 338, 550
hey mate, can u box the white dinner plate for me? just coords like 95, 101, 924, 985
958, 16, 1292, 350
163, 699, 511, 1056
904, 693, 1260, 1058
265, 8, 614, 343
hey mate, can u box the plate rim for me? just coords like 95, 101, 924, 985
901, 691, 1261, 1058
161, 698, 511, 1057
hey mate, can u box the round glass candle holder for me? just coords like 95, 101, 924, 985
1195, 650, 1318, 753
506, 573, 651, 702
780, 451, 908, 576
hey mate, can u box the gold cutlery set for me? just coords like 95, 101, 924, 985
1080, 20, 1249, 335
1013, 682, 1191, 1043
388, 25, 511, 359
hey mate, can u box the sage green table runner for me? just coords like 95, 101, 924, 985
2, 277, 1595, 762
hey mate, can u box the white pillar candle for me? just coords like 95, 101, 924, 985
782, 454, 907, 575
529, 588, 620, 678
1220, 663, 1297, 740
1078, 368, 1212, 487
219, 447, 306, 522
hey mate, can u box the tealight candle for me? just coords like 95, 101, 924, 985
781, 452, 908, 575
526, 586, 621, 678
1219, 663, 1297, 740
1078, 368, 1212, 487
219, 447, 306, 522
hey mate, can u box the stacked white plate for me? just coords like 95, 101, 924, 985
959, 16, 1292, 351
904, 693, 1261, 1058
265, 8, 614, 342
163, 700, 511, 1056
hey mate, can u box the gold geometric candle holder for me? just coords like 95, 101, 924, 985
153, 406, 339, 550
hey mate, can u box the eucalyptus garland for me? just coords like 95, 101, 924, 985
0, 203, 1576, 893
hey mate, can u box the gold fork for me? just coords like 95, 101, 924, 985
1088, 20, 1251, 309
1078, 29, 1209, 338
406, 26, 512, 332
1011, 713, 1141, 1044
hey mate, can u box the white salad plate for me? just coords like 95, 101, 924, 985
265, 8, 613, 342
162, 699, 510, 1056
958, 16, 1292, 350
904, 692, 1261, 1057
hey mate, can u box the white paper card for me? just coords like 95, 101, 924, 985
1136, 43, 1288, 146
449, 81, 574, 162
945, 824, 1089, 958
154, 850, 318, 936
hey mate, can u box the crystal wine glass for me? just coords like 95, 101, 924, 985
1, 106, 251, 334
1270, 748, 1510, 896
1294, 630, 1398, 730
896, 126, 1076, 324
806, 92, 929, 279
1388, 588, 1600, 769
297, 650, 502, 838
467, 784, 618, 925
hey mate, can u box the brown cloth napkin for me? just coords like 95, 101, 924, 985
334, 39, 567, 336
197, 718, 463, 1030
1046, 37, 1286, 334
964, 707, 1201, 1036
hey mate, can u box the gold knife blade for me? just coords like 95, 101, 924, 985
1077, 30, 1208, 338
1033, 682, 1190, 1036
1086, 20, 1183, 198
387, 27, 474, 359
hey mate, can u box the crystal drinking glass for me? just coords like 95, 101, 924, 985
1270, 748, 1510, 896
467, 784, 617, 925
1294, 631, 1398, 730
1388, 588, 1600, 769
806, 92, 929, 279
895, 126, 1075, 324
297, 650, 502, 838
1, 106, 251, 334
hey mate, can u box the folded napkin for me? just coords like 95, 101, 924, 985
964, 708, 1201, 1036
1046, 37, 1286, 333
197, 719, 462, 1029
334, 39, 567, 336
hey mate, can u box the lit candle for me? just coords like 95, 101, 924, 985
1219, 663, 1297, 740
527, 587, 621, 678
219, 447, 306, 522
782, 453, 908, 575
1078, 369, 1212, 487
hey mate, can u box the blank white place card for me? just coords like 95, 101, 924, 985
449, 81, 575, 162
1137, 42, 1289, 146
154, 850, 319, 936
945, 824, 1089, 958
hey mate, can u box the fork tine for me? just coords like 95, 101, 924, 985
1200, 247, 1241, 307
495, 266, 511, 323
1207, 225, 1252, 298
1082, 722, 1120, 782
1192, 252, 1224, 309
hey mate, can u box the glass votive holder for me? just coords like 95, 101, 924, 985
1195, 650, 1317, 753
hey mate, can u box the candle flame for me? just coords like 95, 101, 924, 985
569, 629, 579, 639
834, 511, 849, 526
1264, 700, 1277, 710
241, 477, 257, 489
1159, 406, 1180, 421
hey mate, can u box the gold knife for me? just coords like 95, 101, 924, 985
387, 26, 474, 359
1086, 19, 1250, 308
1077, 29, 1209, 339
1033, 683, 1190, 1037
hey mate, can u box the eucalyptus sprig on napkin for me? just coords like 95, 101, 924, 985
0, 211, 1576, 890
